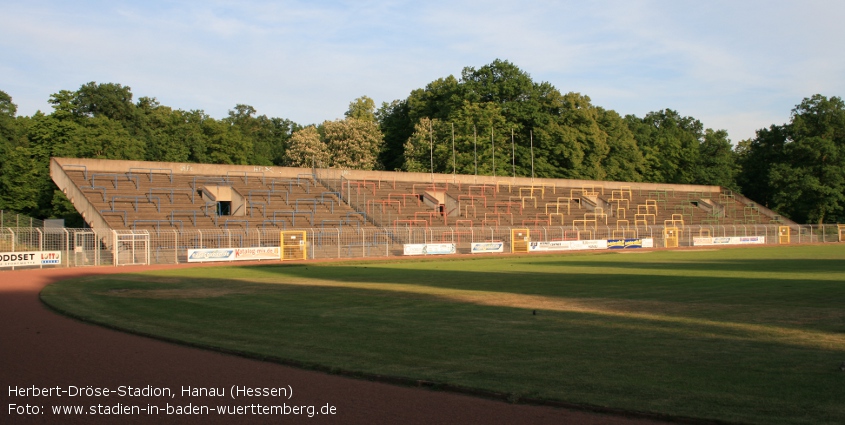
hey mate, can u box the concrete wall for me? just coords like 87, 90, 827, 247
50, 158, 113, 237
331, 168, 723, 194
52, 157, 723, 194
53, 157, 310, 180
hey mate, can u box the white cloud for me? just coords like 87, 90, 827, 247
1, 0, 843, 141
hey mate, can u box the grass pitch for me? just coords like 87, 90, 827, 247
41, 245, 845, 424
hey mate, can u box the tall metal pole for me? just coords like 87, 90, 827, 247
530, 130, 535, 181
451, 122, 456, 177
511, 127, 515, 179
491, 126, 496, 178
473, 126, 477, 178
429, 119, 434, 182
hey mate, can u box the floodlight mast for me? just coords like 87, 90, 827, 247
451, 122, 456, 179
473, 126, 477, 181
530, 130, 535, 181
429, 119, 434, 182
491, 126, 495, 178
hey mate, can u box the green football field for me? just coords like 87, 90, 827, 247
41, 244, 845, 425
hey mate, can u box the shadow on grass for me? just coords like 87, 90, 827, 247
222, 260, 845, 306
52, 264, 845, 344
526, 258, 845, 274
42, 265, 845, 425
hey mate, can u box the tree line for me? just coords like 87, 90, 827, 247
1, 60, 842, 225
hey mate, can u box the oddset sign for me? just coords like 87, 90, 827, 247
0, 251, 62, 268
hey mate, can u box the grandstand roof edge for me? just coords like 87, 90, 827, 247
336, 168, 723, 193
51, 157, 724, 193
51, 157, 310, 179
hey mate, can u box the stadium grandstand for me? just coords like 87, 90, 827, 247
43, 156, 806, 266
52, 157, 788, 232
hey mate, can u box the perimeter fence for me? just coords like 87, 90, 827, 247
0, 210, 44, 229
0, 223, 842, 270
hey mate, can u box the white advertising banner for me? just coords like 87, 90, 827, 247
692, 236, 766, 246
528, 240, 608, 252
470, 242, 505, 254
403, 243, 456, 256
187, 247, 281, 263
0, 251, 62, 268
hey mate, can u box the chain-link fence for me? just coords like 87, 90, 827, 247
0, 210, 45, 228
0, 223, 842, 270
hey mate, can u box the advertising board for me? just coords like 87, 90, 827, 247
187, 247, 281, 263
692, 236, 765, 246
403, 243, 456, 256
528, 240, 608, 252
606, 238, 655, 249
470, 242, 504, 254
0, 251, 62, 268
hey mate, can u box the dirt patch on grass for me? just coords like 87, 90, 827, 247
98, 287, 257, 299
90, 275, 263, 299
110, 275, 194, 285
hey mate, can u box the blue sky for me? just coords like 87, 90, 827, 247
2, 0, 843, 142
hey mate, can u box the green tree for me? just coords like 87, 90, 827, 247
383, 60, 634, 181
406, 75, 462, 124
203, 118, 252, 165
402, 117, 458, 174
735, 125, 788, 207
557, 92, 609, 180
459, 60, 552, 178
627, 109, 702, 184
228, 104, 257, 123
79, 116, 145, 160
695, 129, 738, 189
0, 90, 20, 146
252, 116, 297, 166
0, 90, 15, 117
11, 112, 60, 218
377, 99, 413, 171
440, 101, 508, 176
0, 145, 43, 212
225, 104, 266, 165
137, 98, 192, 163
769, 95, 845, 223
72, 82, 135, 122
180, 110, 213, 164
224, 104, 301, 166
0, 92, 43, 213
596, 107, 645, 182
23, 91, 147, 219
345, 96, 377, 122
48, 90, 78, 122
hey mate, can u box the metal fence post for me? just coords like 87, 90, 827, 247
36, 228, 43, 269
63, 228, 69, 267
310, 230, 315, 260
